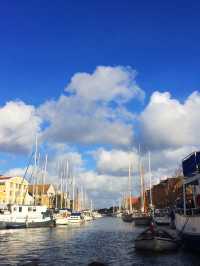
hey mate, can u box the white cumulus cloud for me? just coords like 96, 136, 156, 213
38, 66, 144, 148
93, 148, 139, 175
0, 101, 41, 153
140, 91, 200, 149
65, 66, 144, 103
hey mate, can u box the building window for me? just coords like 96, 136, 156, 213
28, 207, 32, 212
19, 207, 22, 212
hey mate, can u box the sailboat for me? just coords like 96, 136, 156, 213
133, 155, 152, 226
122, 161, 134, 222
55, 159, 71, 225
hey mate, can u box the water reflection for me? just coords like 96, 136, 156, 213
0, 218, 199, 265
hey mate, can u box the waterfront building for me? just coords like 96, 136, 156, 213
145, 176, 183, 209
28, 184, 56, 208
0, 175, 32, 205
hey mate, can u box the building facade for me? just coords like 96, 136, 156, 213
28, 184, 56, 208
0, 175, 31, 205
145, 176, 183, 209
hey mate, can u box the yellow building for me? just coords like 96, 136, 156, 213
0, 175, 32, 205
28, 184, 56, 208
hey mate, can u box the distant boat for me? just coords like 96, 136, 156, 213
82, 210, 93, 221
115, 211, 122, 218
135, 227, 179, 252
68, 212, 85, 224
0, 205, 55, 229
133, 156, 152, 227
122, 161, 134, 223
122, 213, 133, 223
92, 211, 102, 219
133, 213, 152, 226
55, 209, 70, 225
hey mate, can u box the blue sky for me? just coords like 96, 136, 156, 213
1, 0, 200, 105
1, 0, 200, 207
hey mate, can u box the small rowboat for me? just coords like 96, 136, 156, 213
135, 227, 179, 252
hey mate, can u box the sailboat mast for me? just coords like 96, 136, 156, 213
60, 161, 63, 209
128, 160, 132, 213
33, 135, 38, 205
43, 154, 48, 195
90, 199, 93, 212
148, 151, 153, 208
72, 174, 75, 211
140, 159, 145, 212
65, 159, 69, 208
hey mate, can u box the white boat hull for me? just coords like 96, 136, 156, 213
0, 205, 55, 229
84, 216, 93, 221
68, 219, 84, 224
56, 218, 69, 225
175, 213, 200, 250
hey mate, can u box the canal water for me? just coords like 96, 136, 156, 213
0, 217, 199, 266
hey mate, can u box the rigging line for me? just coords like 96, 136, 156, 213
20, 151, 34, 204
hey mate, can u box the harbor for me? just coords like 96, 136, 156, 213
0, 150, 200, 265
0, 217, 199, 266
1, 1, 200, 265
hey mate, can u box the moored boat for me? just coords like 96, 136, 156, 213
68, 212, 85, 224
135, 227, 179, 252
82, 210, 93, 221
122, 213, 133, 222
55, 209, 71, 225
175, 151, 200, 251
133, 214, 152, 226
0, 204, 55, 229
92, 211, 102, 219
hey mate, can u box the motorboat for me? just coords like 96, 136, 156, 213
55, 209, 71, 225
115, 211, 122, 218
92, 211, 102, 219
67, 212, 85, 224
135, 226, 179, 252
82, 210, 93, 221
0, 205, 55, 229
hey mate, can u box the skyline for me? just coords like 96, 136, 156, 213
1, 1, 200, 207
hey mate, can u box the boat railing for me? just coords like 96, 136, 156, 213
176, 207, 200, 216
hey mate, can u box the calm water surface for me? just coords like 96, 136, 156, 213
0, 217, 199, 266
